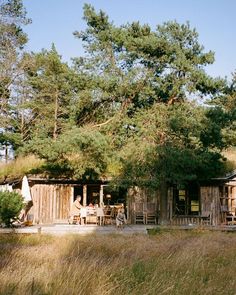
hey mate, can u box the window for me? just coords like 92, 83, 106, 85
174, 189, 186, 215
174, 184, 199, 216
191, 200, 199, 213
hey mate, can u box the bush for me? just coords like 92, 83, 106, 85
0, 191, 24, 227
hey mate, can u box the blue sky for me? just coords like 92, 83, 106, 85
22, 0, 236, 79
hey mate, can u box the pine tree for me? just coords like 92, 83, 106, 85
0, 0, 30, 161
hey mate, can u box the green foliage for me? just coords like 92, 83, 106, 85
22, 46, 79, 142
0, 0, 30, 50
0, 191, 23, 227
0, 0, 31, 156
74, 5, 225, 119
114, 101, 227, 189
201, 107, 228, 149
1, 3, 235, 194
21, 126, 111, 179
70, 5, 231, 194
154, 144, 225, 184
209, 72, 236, 147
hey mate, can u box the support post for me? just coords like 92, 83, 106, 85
99, 185, 104, 206
83, 185, 87, 207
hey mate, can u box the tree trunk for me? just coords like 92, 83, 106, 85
53, 91, 59, 140
159, 181, 169, 225
20, 92, 25, 142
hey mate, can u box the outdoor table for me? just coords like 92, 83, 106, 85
74, 207, 105, 225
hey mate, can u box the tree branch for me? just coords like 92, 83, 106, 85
91, 117, 114, 128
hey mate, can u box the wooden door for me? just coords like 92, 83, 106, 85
31, 184, 72, 224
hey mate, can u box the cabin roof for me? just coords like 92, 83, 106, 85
212, 170, 236, 182
0, 177, 21, 186
1, 171, 236, 186
0, 175, 110, 186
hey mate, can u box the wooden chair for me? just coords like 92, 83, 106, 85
146, 203, 157, 224
104, 208, 113, 225
71, 215, 80, 224
96, 207, 105, 226
85, 208, 98, 225
134, 203, 145, 224
226, 213, 236, 225
201, 211, 211, 225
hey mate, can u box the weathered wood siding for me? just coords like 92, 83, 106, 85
30, 184, 72, 224
200, 186, 221, 226
127, 186, 160, 223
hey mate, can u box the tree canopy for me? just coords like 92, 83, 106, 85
0, 3, 235, 198
0, 0, 31, 160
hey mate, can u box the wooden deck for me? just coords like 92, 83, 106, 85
0, 224, 155, 235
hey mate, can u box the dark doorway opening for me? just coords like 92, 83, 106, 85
87, 185, 100, 206
103, 186, 127, 207
73, 185, 83, 201
173, 183, 199, 215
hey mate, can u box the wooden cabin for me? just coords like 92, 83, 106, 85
169, 171, 236, 226
127, 171, 236, 226
0, 176, 126, 224
1, 171, 236, 226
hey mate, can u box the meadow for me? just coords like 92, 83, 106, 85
0, 230, 236, 295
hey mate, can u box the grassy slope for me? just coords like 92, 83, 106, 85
0, 155, 44, 182
0, 231, 236, 295
0, 147, 235, 181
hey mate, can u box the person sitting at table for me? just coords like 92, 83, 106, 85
88, 202, 94, 208
94, 200, 99, 208
69, 195, 82, 224
116, 208, 127, 229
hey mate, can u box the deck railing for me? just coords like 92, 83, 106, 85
171, 214, 211, 226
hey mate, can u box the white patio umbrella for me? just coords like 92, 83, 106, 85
21, 176, 32, 202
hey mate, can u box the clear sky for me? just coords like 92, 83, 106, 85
22, 0, 236, 79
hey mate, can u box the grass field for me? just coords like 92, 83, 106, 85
1, 231, 236, 295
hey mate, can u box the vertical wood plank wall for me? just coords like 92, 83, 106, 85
200, 186, 220, 226
27, 182, 227, 225
31, 184, 72, 224
127, 186, 160, 223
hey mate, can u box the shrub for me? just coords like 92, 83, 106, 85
0, 191, 24, 227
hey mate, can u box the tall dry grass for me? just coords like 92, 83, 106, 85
0, 231, 236, 295
0, 155, 44, 181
